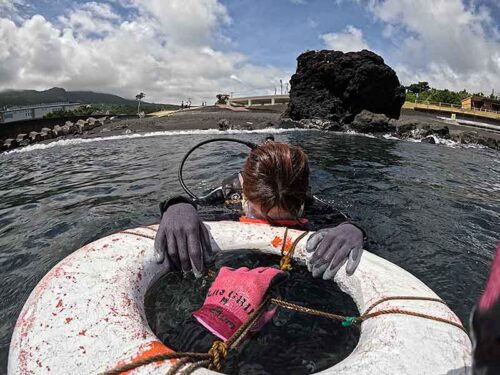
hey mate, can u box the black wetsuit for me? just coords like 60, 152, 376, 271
159, 173, 367, 352
161, 172, 366, 237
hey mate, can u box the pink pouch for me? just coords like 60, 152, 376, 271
193, 266, 284, 341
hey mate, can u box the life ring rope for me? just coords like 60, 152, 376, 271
101, 228, 467, 375
9, 222, 470, 375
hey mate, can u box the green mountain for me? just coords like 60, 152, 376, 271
0, 87, 170, 108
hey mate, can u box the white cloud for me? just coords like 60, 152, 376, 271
290, 0, 307, 4
0, 0, 289, 103
58, 2, 121, 37
0, 0, 30, 22
321, 25, 369, 52
366, 0, 500, 92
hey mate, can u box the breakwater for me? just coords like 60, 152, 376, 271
0, 117, 109, 152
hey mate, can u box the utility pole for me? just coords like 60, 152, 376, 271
275, 87, 277, 95
280, 79, 283, 95
285, 83, 289, 94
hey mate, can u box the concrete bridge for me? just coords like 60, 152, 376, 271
228, 94, 289, 107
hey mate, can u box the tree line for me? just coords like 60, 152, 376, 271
405, 82, 498, 105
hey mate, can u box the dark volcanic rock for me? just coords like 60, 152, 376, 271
421, 136, 436, 144
395, 120, 419, 136
279, 119, 302, 129
299, 118, 342, 131
451, 131, 499, 149
286, 49, 405, 123
218, 119, 230, 131
351, 110, 396, 133
429, 125, 450, 137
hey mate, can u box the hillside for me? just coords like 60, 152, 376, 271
0, 87, 173, 108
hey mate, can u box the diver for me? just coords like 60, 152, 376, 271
154, 138, 367, 281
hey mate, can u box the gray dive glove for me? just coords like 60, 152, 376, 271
306, 223, 364, 280
154, 203, 213, 278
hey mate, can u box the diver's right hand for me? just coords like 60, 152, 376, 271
154, 203, 213, 278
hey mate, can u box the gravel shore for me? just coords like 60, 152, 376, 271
3, 105, 499, 151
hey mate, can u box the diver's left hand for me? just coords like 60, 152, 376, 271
306, 223, 364, 280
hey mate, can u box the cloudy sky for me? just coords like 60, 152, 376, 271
0, 0, 499, 104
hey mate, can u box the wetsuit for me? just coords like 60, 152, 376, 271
159, 173, 368, 352
160, 172, 367, 238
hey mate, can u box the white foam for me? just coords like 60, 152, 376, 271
382, 134, 399, 140
383, 133, 488, 149
3, 128, 313, 155
345, 129, 376, 138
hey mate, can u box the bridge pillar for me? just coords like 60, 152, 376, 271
271, 97, 275, 105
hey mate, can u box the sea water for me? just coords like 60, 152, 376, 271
0, 129, 498, 371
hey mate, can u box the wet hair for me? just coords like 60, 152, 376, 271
242, 142, 309, 219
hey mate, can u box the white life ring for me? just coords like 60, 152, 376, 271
8, 222, 471, 374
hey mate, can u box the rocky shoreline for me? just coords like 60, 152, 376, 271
1, 106, 499, 153
3, 49, 499, 153
285, 109, 500, 149
1, 116, 111, 152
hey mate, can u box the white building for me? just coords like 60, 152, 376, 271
0, 102, 82, 123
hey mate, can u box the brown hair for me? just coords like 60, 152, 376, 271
242, 142, 309, 219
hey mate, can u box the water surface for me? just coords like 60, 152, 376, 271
0, 130, 498, 372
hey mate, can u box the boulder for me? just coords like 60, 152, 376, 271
218, 119, 231, 131
460, 131, 479, 144
68, 123, 78, 134
477, 136, 499, 150
97, 116, 109, 124
16, 134, 30, 146
350, 110, 396, 133
299, 118, 342, 131
87, 118, 97, 129
75, 124, 84, 134
29, 131, 41, 143
75, 119, 89, 131
286, 49, 405, 123
421, 136, 436, 144
429, 125, 449, 138
449, 131, 499, 150
63, 121, 77, 133
395, 120, 419, 136
61, 125, 71, 135
16, 133, 28, 143
53, 125, 62, 137
3, 139, 19, 150
41, 128, 54, 139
